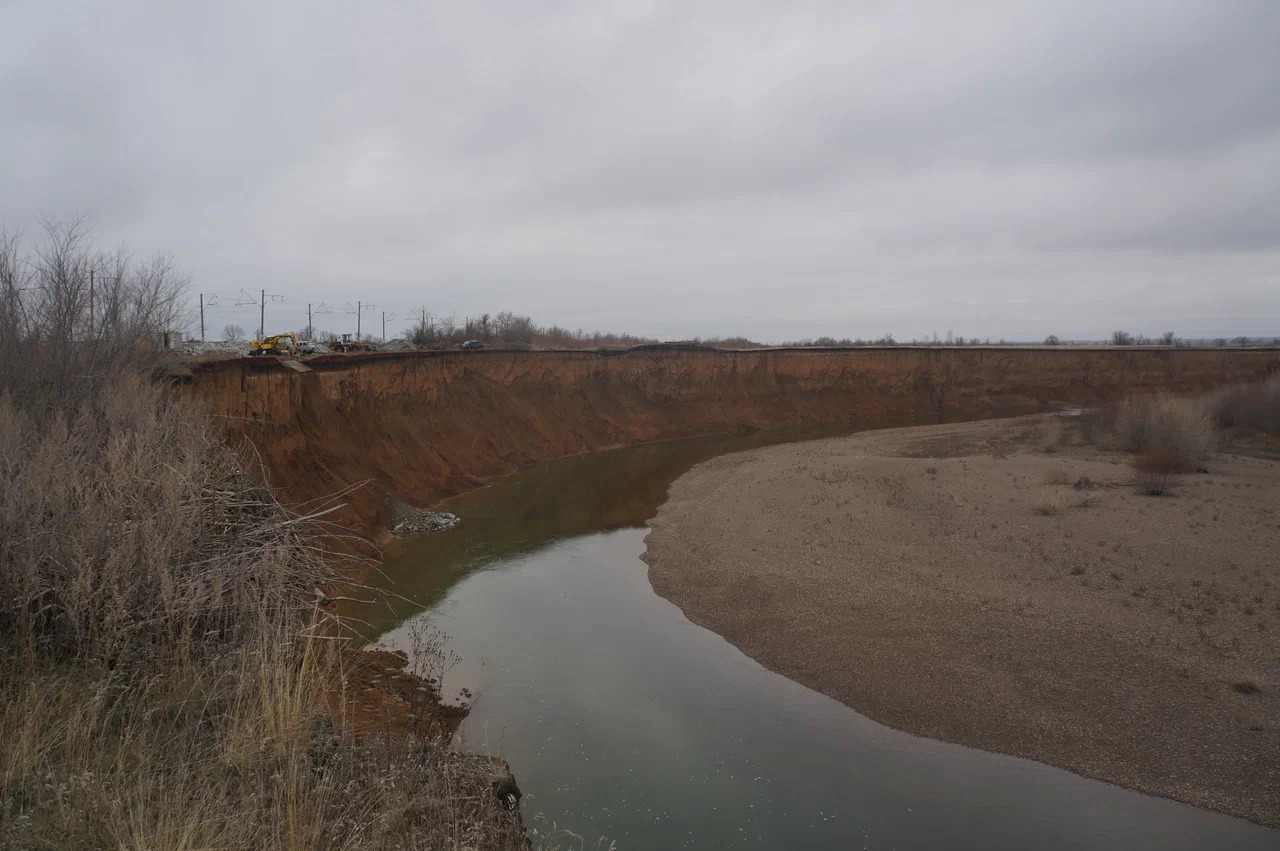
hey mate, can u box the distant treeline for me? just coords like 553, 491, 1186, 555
290, 315, 1278, 351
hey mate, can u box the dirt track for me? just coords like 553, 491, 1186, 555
643, 416, 1280, 827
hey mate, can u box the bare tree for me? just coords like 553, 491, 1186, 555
0, 220, 190, 405
1044, 335, 1060, 345
223, 324, 246, 341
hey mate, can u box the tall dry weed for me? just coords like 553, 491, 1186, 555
1109, 395, 1216, 471
0, 224, 524, 849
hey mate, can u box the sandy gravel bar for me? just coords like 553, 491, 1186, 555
643, 417, 1280, 826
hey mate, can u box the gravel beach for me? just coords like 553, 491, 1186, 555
643, 416, 1280, 826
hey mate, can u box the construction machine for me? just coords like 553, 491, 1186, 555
249, 332, 300, 357
330, 333, 375, 353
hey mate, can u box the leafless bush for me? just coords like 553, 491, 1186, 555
222, 323, 246, 341
1110, 395, 1215, 470
1211, 376, 1280, 436
1133, 449, 1183, 495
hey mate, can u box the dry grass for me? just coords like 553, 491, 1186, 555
1032, 493, 1062, 515
1039, 467, 1071, 486
0, 224, 525, 850
0, 376, 524, 849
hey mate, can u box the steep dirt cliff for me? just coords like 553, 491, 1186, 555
183, 347, 1280, 542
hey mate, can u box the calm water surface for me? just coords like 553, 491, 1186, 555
362, 431, 1278, 849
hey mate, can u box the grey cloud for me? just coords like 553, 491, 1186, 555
2, 0, 1278, 341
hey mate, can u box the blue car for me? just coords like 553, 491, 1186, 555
460, 340, 484, 350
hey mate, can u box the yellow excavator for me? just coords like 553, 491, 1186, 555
249, 332, 300, 357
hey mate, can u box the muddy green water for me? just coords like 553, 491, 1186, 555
364, 430, 1277, 849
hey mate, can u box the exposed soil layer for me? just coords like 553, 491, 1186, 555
643, 417, 1280, 827
182, 347, 1280, 544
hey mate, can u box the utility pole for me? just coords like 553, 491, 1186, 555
381, 310, 395, 342
412, 307, 434, 345
308, 302, 331, 341
89, 269, 95, 338
196, 293, 219, 342
346, 301, 374, 340
238, 289, 282, 340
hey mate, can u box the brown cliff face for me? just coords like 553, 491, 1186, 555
182, 347, 1280, 542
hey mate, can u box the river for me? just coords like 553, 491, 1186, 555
361, 430, 1277, 849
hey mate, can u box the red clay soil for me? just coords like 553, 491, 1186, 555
180, 346, 1280, 544
330, 648, 469, 741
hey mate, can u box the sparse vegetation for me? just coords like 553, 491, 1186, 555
1033, 495, 1061, 515
1039, 467, 1071, 486
1040, 419, 1063, 453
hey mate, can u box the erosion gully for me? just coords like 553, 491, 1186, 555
353, 426, 1276, 849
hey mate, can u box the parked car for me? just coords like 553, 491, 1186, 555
460, 340, 485, 350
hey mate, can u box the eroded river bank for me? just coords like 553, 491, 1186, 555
355, 425, 1277, 848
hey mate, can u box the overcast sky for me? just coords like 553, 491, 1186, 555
3, 1, 1278, 342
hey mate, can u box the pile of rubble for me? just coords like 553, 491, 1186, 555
390, 510, 460, 536
182, 339, 253, 357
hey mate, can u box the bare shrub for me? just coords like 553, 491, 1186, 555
1212, 376, 1280, 436
223, 322, 246, 341
1111, 396, 1215, 469
1133, 449, 1183, 495
1111, 330, 1135, 346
